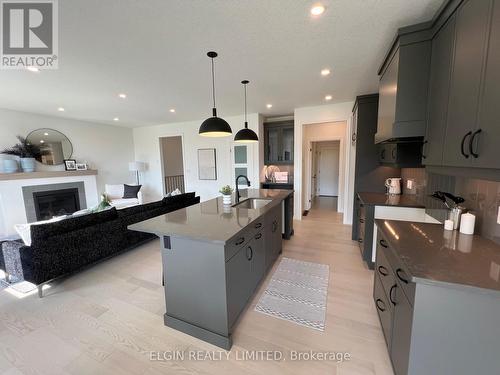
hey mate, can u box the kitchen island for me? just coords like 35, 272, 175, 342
129, 189, 293, 349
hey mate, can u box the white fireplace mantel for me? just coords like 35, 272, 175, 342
0, 171, 99, 239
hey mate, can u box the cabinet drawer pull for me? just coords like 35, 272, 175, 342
235, 237, 245, 246
358, 238, 363, 243
246, 246, 253, 261
359, 218, 365, 223
391, 147, 397, 160
375, 299, 386, 312
461, 131, 472, 158
255, 222, 263, 229
389, 284, 397, 305
379, 239, 388, 248
422, 140, 428, 159
255, 233, 262, 240
378, 265, 389, 276
469, 128, 482, 158
396, 268, 409, 284
272, 220, 278, 232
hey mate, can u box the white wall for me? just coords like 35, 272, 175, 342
294, 101, 355, 223
133, 113, 260, 202
0, 108, 135, 194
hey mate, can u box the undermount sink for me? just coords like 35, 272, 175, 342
232, 198, 272, 209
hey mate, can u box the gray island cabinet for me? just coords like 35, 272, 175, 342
374, 219, 500, 375
129, 189, 290, 349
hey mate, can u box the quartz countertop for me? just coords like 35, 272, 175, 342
376, 219, 500, 295
358, 192, 424, 208
129, 189, 292, 244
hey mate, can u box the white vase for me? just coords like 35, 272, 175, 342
222, 195, 232, 205
20, 157, 36, 172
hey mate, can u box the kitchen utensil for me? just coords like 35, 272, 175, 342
448, 206, 466, 230
442, 192, 465, 206
430, 191, 451, 209
385, 178, 402, 195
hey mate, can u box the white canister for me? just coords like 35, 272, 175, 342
444, 219, 454, 231
459, 213, 476, 235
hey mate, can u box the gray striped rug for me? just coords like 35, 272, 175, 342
255, 257, 329, 331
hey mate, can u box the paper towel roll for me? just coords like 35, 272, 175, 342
459, 213, 476, 235
444, 219, 454, 231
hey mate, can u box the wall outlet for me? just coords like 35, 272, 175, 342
497, 206, 500, 224
407, 179, 414, 190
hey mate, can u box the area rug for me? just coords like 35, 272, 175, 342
255, 257, 329, 331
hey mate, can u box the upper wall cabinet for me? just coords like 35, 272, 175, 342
264, 121, 294, 165
375, 36, 432, 144
442, 0, 493, 167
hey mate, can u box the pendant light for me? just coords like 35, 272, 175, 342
199, 51, 232, 137
234, 80, 259, 143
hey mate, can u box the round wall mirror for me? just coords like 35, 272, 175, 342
26, 128, 73, 166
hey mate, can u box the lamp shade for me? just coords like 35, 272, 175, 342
199, 112, 232, 137
129, 161, 146, 172
234, 126, 258, 143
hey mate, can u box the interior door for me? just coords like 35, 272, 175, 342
318, 147, 339, 196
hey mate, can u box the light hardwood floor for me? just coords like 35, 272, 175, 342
0, 198, 393, 375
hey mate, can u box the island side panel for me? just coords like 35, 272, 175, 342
408, 283, 500, 375
161, 236, 229, 338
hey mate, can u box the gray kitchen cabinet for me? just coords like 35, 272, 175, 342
264, 121, 294, 165
226, 244, 253, 328
423, 15, 456, 165
473, 0, 500, 168
443, 0, 492, 167
376, 51, 398, 143
390, 284, 413, 375
250, 230, 266, 289
373, 274, 393, 347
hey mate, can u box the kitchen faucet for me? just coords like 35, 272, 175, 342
235, 175, 251, 203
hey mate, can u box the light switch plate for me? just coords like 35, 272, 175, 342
497, 206, 500, 224
407, 179, 414, 189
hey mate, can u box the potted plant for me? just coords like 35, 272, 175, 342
219, 185, 233, 205
1, 136, 42, 173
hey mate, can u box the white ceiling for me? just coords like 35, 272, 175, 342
0, 0, 444, 128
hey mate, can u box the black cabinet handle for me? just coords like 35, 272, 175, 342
235, 237, 245, 246
381, 149, 386, 160
358, 238, 363, 243
352, 132, 357, 143
255, 222, 263, 229
272, 220, 278, 232
469, 128, 482, 158
461, 131, 472, 158
359, 218, 365, 223
396, 268, 409, 284
378, 265, 389, 277
375, 299, 386, 312
255, 233, 262, 240
379, 239, 388, 248
389, 284, 397, 305
391, 147, 397, 160
422, 140, 428, 159
246, 246, 253, 261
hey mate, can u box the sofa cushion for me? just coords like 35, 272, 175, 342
163, 192, 195, 206
30, 207, 118, 245
14, 216, 68, 246
110, 198, 140, 209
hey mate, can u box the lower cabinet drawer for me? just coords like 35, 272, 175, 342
374, 274, 393, 349
376, 241, 397, 300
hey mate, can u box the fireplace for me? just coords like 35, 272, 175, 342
33, 188, 81, 221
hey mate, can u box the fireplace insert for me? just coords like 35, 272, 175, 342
33, 188, 80, 220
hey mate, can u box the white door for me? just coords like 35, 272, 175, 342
318, 147, 339, 196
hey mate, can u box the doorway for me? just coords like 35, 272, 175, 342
311, 140, 340, 211
159, 136, 186, 195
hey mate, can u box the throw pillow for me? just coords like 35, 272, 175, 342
123, 184, 142, 199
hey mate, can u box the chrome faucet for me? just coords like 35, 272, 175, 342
235, 175, 251, 203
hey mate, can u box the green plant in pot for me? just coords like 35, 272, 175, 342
219, 185, 233, 205
1, 136, 42, 173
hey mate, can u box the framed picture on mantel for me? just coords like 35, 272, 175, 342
198, 148, 217, 180
64, 159, 76, 171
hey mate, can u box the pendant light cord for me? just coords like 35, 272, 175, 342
244, 83, 247, 126
211, 57, 216, 109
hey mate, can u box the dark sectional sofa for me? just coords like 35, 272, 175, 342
0, 192, 199, 297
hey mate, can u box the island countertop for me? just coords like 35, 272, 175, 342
128, 189, 292, 244
375, 219, 500, 295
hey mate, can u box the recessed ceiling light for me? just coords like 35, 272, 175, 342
27, 67, 40, 73
310, 4, 325, 16
57, 107, 65, 112
44, 132, 49, 136
40, 140, 45, 143
113, 117, 119, 121
321, 68, 330, 76
266, 104, 273, 109
169, 108, 176, 113
325, 95, 332, 101
118, 93, 127, 99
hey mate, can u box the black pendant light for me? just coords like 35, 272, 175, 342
199, 51, 232, 137
234, 80, 259, 143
